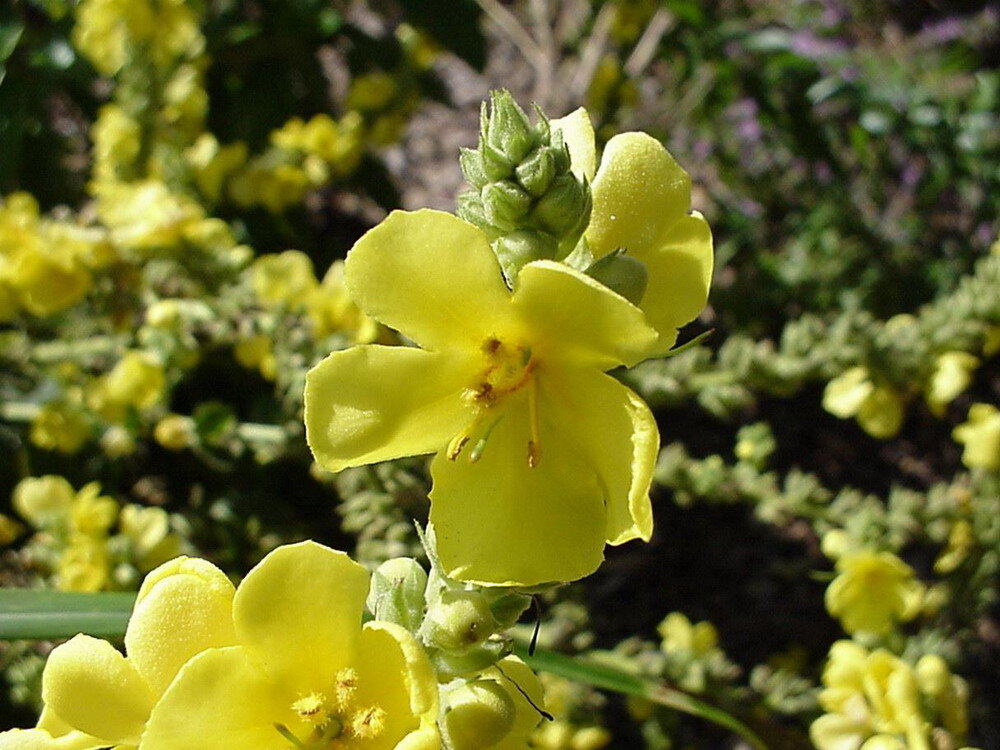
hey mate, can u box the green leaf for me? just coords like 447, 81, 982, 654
512, 637, 769, 750
0, 589, 135, 640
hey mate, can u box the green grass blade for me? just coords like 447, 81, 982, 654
512, 639, 769, 750
0, 589, 135, 640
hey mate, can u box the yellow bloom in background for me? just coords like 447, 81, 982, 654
185, 134, 248, 203
306, 209, 661, 585
94, 180, 204, 251
250, 249, 319, 310
925, 352, 979, 416
30, 401, 91, 454
825, 551, 924, 635
233, 335, 278, 381
119, 505, 184, 572
140, 541, 439, 749
823, 367, 905, 439
0, 556, 237, 748
657, 612, 720, 658
553, 108, 714, 356
952, 403, 1000, 471
89, 350, 166, 418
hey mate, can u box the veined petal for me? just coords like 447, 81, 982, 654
551, 108, 596, 182
344, 209, 512, 351
352, 622, 440, 750
430, 397, 607, 586
305, 346, 476, 472
233, 541, 368, 692
512, 261, 657, 369
140, 646, 292, 750
635, 212, 714, 355
41, 635, 154, 746
539, 368, 656, 544
125, 556, 237, 695
587, 132, 693, 260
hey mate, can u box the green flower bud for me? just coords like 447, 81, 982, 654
515, 147, 556, 197
482, 180, 532, 230
366, 557, 428, 632
422, 589, 496, 654
495, 230, 558, 282
531, 173, 591, 240
485, 90, 538, 167
489, 592, 532, 630
549, 127, 571, 173
432, 638, 510, 679
585, 252, 648, 305
443, 680, 517, 750
459, 147, 489, 189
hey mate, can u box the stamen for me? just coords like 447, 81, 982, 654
448, 410, 490, 460
527, 377, 541, 468
292, 693, 326, 719
333, 668, 358, 708
469, 413, 506, 462
349, 705, 386, 739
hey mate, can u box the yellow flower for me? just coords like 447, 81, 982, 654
13, 476, 78, 532
823, 367, 905, 439
825, 551, 924, 635
29, 402, 91, 454
140, 541, 440, 749
553, 109, 714, 356
925, 352, 979, 416
94, 180, 204, 251
657, 612, 720, 658
0, 556, 237, 747
57, 534, 111, 592
305, 209, 662, 585
251, 250, 319, 310
185, 134, 248, 202
119, 505, 184, 572
952, 403, 1000, 471
234, 335, 278, 381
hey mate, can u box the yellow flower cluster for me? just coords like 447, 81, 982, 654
530, 674, 611, 750
0, 193, 115, 320
811, 642, 979, 750
11, 476, 182, 592
73, 0, 202, 76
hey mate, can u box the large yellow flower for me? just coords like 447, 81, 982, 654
554, 108, 714, 356
306, 209, 664, 586
140, 541, 439, 750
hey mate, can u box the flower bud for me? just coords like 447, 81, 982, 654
366, 557, 428, 632
455, 191, 493, 235
443, 679, 516, 749
585, 253, 648, 305
495, 230, 559, 283
422, 589, 496, 653
489, 592, 532, 630
482, 180, 532, 230
154, 415, 193, 451
460, 148, 490, 190
531, 173, 591, 242
431, 638, 509, 679
484, 90, 538, 167
515, 146, 556, 197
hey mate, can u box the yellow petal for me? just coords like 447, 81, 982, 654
41, 635, 154, 745
0, 728, 101, 750
636, 212, 714, 355
512, 261, 657, 369
587, 132, 693, 259
352, 622, 440, 750
125, 556, 237, 695
140, 646, 293, 750
551, 108, 596, 182
305, 346, 476, 472
539, 368, 656, 544
233, 541, 368, 692
344, 209, 512, 351
430, 397, 607, 586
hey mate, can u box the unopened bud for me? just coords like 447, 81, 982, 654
482, 181, 532, 230
515, 147, 555, 197
495, 230, 558, 282
489, 593, 532, 630
443, 680, 516, 750
423, 589, 496, 653
432, 638, 509, 679
585, 252, 648, 305
485, 90, 537, 166
456, 191, 493, 234
460, 148, 489, 189
367, 557, 428, 632
531, 173, 591, 240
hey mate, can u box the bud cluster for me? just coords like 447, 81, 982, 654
457, 91, 592, 282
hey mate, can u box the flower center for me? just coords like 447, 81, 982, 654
274, 668, 386, 749
447, 337, 542, 467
